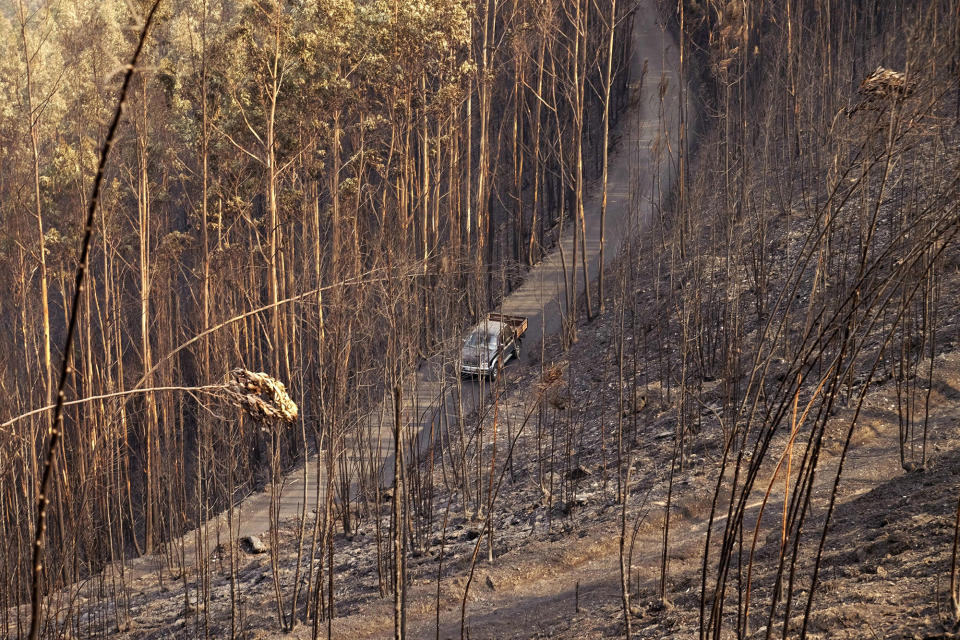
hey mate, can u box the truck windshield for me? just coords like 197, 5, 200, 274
464, 332, 497, 349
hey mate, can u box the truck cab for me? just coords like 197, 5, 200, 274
459, 314, 527, 379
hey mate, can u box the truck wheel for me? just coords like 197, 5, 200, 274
489, 364, 498, 382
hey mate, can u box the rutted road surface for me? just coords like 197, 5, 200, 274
123, 0, 681, 583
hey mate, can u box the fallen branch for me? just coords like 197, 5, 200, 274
2, 369, 299, 431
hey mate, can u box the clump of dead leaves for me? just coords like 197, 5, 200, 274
223, 369, 298, 423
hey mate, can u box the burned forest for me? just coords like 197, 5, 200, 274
2, 0, 960, 639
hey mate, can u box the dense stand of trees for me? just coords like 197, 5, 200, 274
0, 0, 633, 635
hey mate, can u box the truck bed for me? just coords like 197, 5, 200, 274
488, 313, 527, 338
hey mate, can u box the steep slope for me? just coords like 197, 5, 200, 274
36, 2, 960, 639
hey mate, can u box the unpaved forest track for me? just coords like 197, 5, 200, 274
116, 0, 682, 591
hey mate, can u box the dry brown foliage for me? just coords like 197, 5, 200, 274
859, 66, 916, 100
223, 369, 298, 423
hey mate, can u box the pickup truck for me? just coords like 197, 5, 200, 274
459, 313, 528, 380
